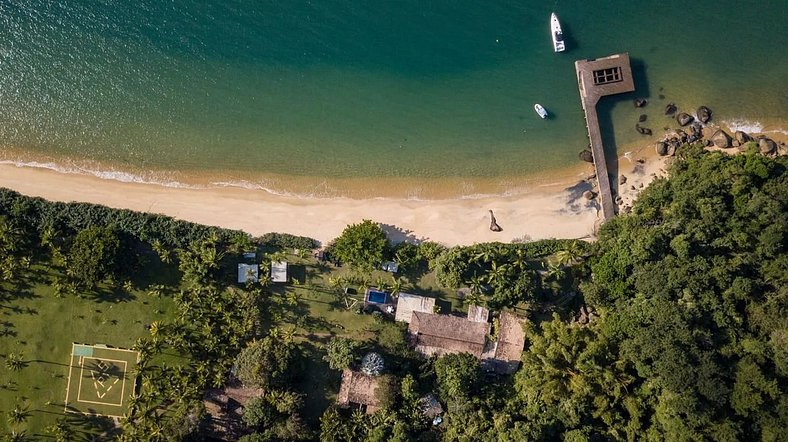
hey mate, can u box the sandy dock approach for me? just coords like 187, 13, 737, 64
0, 145, 670, 246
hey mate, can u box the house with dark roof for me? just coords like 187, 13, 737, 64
408, 312, 490, 358
337, 369, 383, 414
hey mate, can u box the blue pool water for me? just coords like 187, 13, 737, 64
367, 290, 388, 304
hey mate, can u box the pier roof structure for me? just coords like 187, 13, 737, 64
575, 53, 635, 221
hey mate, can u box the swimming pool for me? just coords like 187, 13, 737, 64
367, 290, 388, 304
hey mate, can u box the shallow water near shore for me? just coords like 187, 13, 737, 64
0, 0, 785, 197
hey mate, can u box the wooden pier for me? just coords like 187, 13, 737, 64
575, 53, 635, 221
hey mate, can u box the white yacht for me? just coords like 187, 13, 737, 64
534, 104, 548, 119
551, 13, 565, 52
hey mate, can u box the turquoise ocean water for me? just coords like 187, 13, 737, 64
0, 1, 786, 197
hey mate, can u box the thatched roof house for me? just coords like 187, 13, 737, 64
408, 312, 490, 358
395, 293, 436, 323
203, 382, 264, 441
337, 369, 382, 414
489, 312, 527, 374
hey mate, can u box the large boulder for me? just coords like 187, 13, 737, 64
711, 129, 733, 148
677, 112, 694, 126
655, 141, 669, 156
675, 129, 688, 143
735, 130, 751, 144
582, 190, 596, 200
579, 150, 593, 163
665, 103, 677, 115
758, 137, 777, 155
636, 124, 652, 135
634, 98, 648, 108
697, 106, 712, 124
639, 114, 647, 122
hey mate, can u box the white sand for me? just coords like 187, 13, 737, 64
0, 163, 610, 246
1, 119, 779, 246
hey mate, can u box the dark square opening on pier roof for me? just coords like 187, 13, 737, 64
593, 67, 622, 85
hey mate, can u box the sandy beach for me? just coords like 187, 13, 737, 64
0, 143, 672, 246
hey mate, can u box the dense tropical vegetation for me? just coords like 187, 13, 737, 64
0, 144, 785, 441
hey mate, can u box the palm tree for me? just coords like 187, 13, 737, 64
151, 239, 172, 264
46, 419, 73, 442
5, 430, 27, 442
546, 263, 565, 282
39, 224, 57, 249
485, 261, 511, 287
374, 276, 389, 292
257, 272, 272, 288
511, 247, 528, 271
556, 241, 584, 267
148, 321, 164, 339
389, 276, 402, 297
267, 251, 287, 266
5, 353, 24, 371
7, 402, 29, 426
473, 248, 493, 264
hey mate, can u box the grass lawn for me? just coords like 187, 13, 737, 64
0, 265, 178, 438
2, 248, 522, 437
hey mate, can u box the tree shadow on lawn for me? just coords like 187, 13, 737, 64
88, 286, 136, 303
294, 341, 337, 428
63, 411, 119, 440
0, 273, 40, 304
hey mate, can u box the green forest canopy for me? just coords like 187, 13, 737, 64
0, 144, 784, 441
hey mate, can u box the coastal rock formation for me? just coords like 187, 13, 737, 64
676, 112, 694, 126
711, 129, 733, 148
690, 122, 703, 138
488, 210, 502, 232
665, 103, 677, 115
639, 114, 647, 122
579, 150, 594, 163
636, 124, 652, 135
675, 129, 688, 143
583, 190, 596, 200
634, 98, 648, 107
697, 106, 712, 124
735, 131, 752, 144
656, 141, 670, 156
758, 137, 777, 155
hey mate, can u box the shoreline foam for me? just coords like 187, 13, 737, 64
0, 161, 606, 246
0, 121, 782, 246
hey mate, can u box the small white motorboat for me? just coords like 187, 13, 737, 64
534, 104, 548, 119
551, 13, 566, 52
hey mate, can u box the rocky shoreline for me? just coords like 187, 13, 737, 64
650, 103, 785, 158
576, 102, 786, 220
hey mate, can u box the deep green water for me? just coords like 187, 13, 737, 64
0, 1, 786, 194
